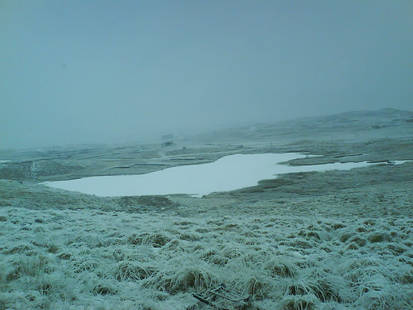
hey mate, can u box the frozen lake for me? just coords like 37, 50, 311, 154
43, 153, 377, 197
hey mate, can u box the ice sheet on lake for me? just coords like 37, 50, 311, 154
44, 153, 375, 197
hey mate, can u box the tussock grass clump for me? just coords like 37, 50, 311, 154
287, 239, 312, 249
127, 233, 143, 245
356, 285, 409, 310
298, 230, 320, 241
280, 295, 316, 310
265, 258, 297, 278
128, 233, 171, 248
398, 269, 413, 284
339, 232, 353, 243
340, 257, 382, 284
179, 232, 201, 241
246, 276, 272, 300
57, 252, 71, 260
34, 272, 70, 298
143, 233, 171, 247
199, 249, 228, 266
3, 242, 34, 255
308, 278, 342, 303
161, 239, 184, 252
92, 282, 118, 296
73, 259, 99, 273
222, 246, 243, 259
145, 266, 217, 294
7, 254, 53, 280
349, 236, 367, 247
368, 232, 391, 243
330, 223, 346, 230
115, 261, 155, 281
173, 220, 195, 227
37, 282, 52, 296
346, 242, 359, 250
47, 244, 59, 254
284, 279, 313, 297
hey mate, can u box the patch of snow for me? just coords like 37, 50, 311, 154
391, 160, 411, 165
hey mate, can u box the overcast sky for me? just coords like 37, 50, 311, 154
1, 0, 412, 149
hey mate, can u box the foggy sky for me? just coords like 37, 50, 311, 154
1, 0, 412, 149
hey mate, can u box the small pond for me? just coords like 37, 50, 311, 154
43, 153, 378, 197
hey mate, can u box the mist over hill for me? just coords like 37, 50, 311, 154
192, 108, 413, 144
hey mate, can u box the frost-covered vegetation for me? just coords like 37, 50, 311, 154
1, 177, 412, 309
1, 110, 413, 309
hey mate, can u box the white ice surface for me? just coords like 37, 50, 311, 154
392, 160, 411, 165
43, 153, 375, 197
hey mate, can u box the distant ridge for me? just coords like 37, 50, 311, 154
194, 108, 413, 143
276, 108, 413, 125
